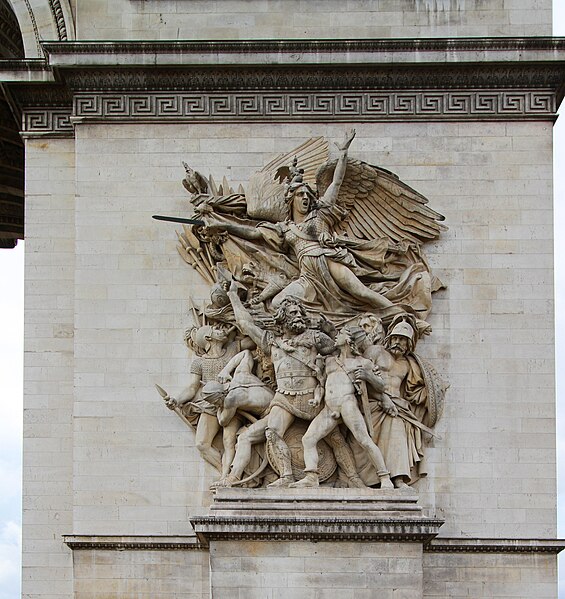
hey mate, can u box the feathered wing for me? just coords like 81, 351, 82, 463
246, 137, 329, 222
316, 159, 447, 244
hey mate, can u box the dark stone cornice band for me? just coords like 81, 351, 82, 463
425, 538, 565, 554
41, 37, 565, 59
56, 64, 565, 93
63, 535, 205, 551
62, 534, 565, 554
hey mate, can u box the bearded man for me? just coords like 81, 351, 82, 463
222, 280, 364, 488
360, 319, 434, 488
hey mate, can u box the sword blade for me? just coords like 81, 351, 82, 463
152, 214, 206, 226
395, 409, 440, 439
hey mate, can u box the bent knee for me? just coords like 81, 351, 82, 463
195, 440, 212, 453
302, 431, 323, 449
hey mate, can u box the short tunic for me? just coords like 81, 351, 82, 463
187, 342, 241, 416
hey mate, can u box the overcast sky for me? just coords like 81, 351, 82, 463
0, 9, 564, 598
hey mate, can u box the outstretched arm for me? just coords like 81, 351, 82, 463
203, 212, 262, 241
227, 281, 268, 349
167, 373, 201, 409
321, 129, 356, 206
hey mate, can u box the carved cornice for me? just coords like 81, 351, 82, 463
0, 59, 49, 71
59, 64, 565, 93
63, 535, 205, 551
9, 83, 73, 137
7, 81, 70, 136
426, 538, 565, 554
61, 533, 565, 555
10, 83, 71, 108
42, 37, 565, 58
70, 91, 556, 124
1, 37, 562, 134
190, 514, 445, 544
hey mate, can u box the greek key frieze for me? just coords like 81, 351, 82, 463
22, 108, 73, 136
72, 91, 556, 122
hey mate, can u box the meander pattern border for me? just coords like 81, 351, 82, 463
20, 90, 556, 136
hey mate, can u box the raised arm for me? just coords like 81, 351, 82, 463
321, 129, 356, 206
227, 280, 268, 349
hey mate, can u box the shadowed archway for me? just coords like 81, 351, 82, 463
0, 0, 24, 248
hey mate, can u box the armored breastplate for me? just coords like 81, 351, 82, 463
199, 343, 239, 384
272, 344, 317, 394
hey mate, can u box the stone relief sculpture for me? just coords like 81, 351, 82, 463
156, 130, 448, 490
290, 325, 393, 489
160, 323, 253, 476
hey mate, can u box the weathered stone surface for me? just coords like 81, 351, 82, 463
75, 0, 552, 40
20, 119, 559, 597
15, 0, 563, 594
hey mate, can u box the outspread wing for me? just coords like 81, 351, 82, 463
246, 137, 329, 222
317, 159, 447, 244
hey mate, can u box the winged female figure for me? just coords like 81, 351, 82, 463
156, 131, 448, 487
196, 130, 445, 324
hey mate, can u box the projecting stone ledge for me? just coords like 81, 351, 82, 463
190, 487, 444, 544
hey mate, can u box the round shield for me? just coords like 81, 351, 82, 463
266, 419, 337, 482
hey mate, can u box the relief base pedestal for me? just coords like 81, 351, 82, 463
190, 488, 444, 599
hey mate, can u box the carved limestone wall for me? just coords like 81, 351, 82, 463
73, 0, 552, 40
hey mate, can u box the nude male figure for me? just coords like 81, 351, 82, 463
202, 348, 274, 486
218, 281, 365, 488
290, 326, 393, 489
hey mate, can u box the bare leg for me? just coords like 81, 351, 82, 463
195, 412, 222, 471
221, 416, 242, 477
290, 407, 337, 488
340, 402, 393, 488
230, 418, 269, 480
265, 406, 296, 487
303, 407, 336, 472
327, 260, 394, 309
